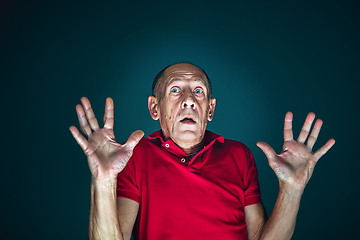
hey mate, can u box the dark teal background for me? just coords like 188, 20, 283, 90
1, 0, 359, 239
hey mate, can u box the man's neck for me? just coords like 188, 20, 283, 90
161, 130, 206, 158
173, 138, 205, 159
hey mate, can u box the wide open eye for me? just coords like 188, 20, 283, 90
171, 87, 180, 93
194, 88, 203, 94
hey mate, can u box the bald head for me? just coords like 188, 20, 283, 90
152, 63, 212, 102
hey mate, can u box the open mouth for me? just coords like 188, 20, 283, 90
180, 116, 196, 124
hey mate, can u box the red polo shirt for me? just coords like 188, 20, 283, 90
117, 130, 262, 240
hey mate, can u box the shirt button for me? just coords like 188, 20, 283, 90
181, 158, 186, 163
165, 143, 169, 148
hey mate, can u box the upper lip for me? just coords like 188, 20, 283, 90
180, 115, 197, 123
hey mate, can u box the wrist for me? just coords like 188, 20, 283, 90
91, 176, 118, 190
279, 181, 304, 197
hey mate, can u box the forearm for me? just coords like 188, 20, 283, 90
257, 185, 303, 240
89, 178, 123, 240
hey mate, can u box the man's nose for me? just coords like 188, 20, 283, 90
181, 91, 196, 109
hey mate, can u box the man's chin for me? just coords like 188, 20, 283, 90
172, 130, 203, 143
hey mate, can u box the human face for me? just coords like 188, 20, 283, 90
149, 63, 216, 147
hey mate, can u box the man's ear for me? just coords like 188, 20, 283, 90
208, 98, 216, 121
148, 96, 159, 120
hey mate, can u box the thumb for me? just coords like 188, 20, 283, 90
256, 141, 277, 162
126, 130, 145, 150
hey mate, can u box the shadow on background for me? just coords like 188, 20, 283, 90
1, 0, 359, 239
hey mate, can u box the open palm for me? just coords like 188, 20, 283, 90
257, 112, 335, 190
70, 97, 144, 181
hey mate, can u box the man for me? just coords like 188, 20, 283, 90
70, 63, 335, 240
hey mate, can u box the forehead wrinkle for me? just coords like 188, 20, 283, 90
166, 78, 207, 87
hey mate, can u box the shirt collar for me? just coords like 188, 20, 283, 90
148, 130, 224, 145
148, 130, 224, 174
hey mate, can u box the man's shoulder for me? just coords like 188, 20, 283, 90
203, 130, 252, 155
223, 138, 250, 149
131, 132, 163, 153
134, 136, 156, 149
219, 136, 253, 156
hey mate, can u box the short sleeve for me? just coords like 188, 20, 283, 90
116, 156, 141, 204
243, 148, 262, 206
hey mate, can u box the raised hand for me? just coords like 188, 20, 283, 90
69, 97, 144, 181
257, 112, 335, 190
